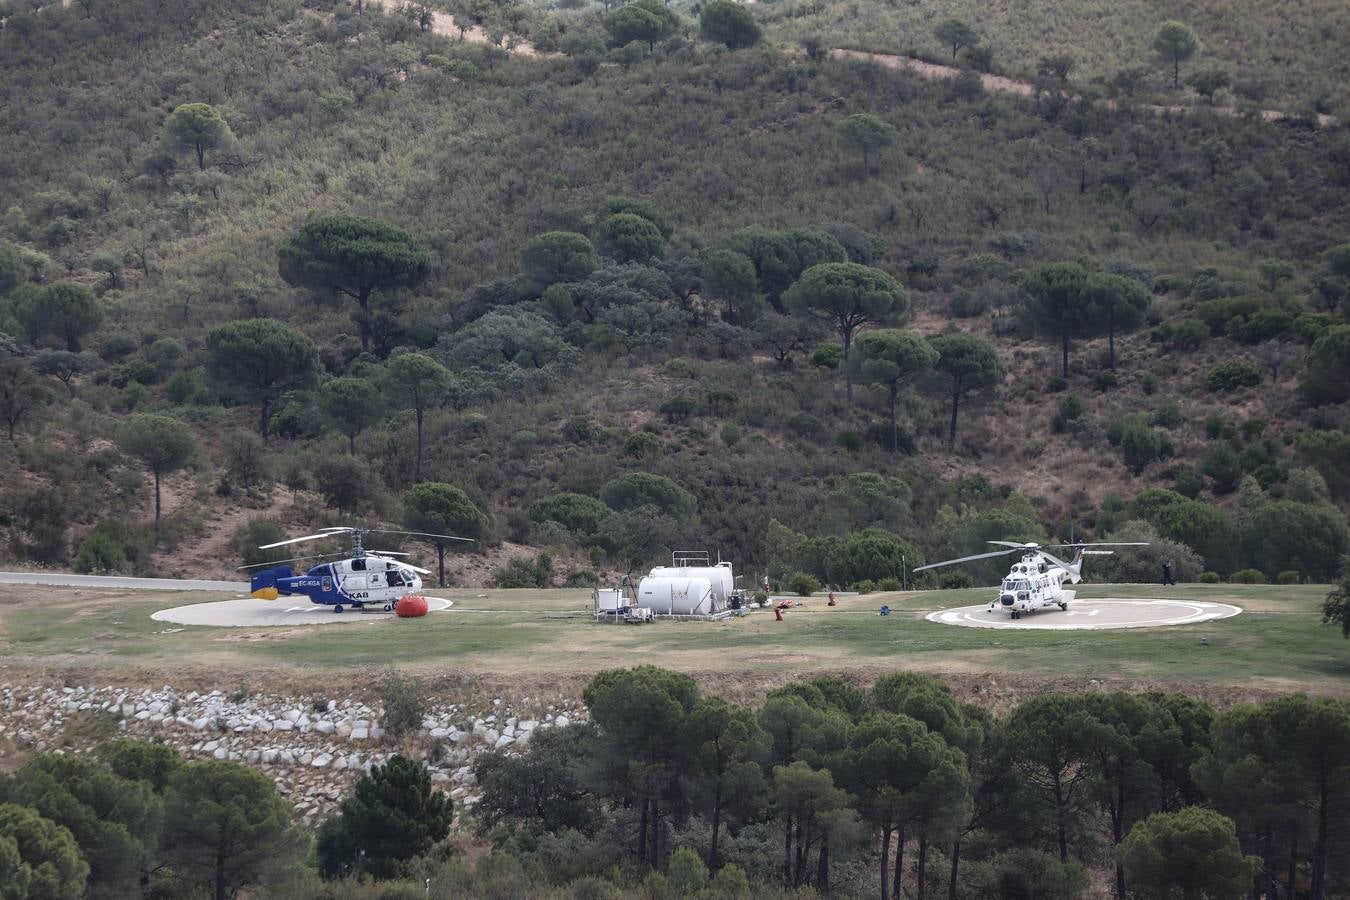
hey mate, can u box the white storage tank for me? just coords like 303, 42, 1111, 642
636, 576, 715, 615
647, 563, 734, 606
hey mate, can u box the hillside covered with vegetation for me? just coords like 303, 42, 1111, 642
1, 0, 1350, 604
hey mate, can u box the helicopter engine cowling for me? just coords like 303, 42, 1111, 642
999, 594, 1015, 606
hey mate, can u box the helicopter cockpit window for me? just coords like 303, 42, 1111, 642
388, 571, 405, 587
351, 558, 366, 572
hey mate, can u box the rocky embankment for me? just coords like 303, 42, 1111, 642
0, 683, 584, 827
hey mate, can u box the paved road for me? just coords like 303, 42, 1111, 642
0, 572, 247, 592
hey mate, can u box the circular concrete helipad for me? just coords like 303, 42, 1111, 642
925, 598, 1242, 631
151, 596, 453, 627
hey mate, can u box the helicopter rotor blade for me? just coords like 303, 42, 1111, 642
236, 552, 336, 571
369, 554, 432, 575
1047, 542, 1150, 548
366, 529, 474, 543
986, 540, 1041, 549
258, 532, 343, 550
914, 548, 1020, 572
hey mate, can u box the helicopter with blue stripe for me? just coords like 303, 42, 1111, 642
242, 526, 471, 613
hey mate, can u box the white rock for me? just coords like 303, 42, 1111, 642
312, 754, 332, 768
493, 735, 515, 751
350, 727, 369, 741
429, 728, 449, 739
484, 729, 500, 745
273, 720, 294, 732
555, 715, 570, 728
284, 709, 302, 723
212, 747, 228, 760
315, 720, 335, 735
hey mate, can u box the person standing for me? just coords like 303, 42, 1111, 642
1161, 559, 1175, 586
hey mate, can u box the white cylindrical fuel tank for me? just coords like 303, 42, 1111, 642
647, 565, 733, 606
636, 576, 714, 615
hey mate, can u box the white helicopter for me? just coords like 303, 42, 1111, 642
914, 540, 1148, 619
242, 526, 471, 613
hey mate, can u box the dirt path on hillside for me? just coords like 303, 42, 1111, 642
828, 48, 1339, 128
351, 1, 1336, 128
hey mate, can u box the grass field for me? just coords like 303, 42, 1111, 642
1, 583, 1345, 701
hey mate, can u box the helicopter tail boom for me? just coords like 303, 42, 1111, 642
249, 566, 294, 601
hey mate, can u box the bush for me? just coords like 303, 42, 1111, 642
658, 394, 699, 422
1277, 570, 1300, 584
1230, 568, 1267, 584
787, 412, 823, 437
376, 668, 427, 741
491, 554, 553, 588
561, 417, 597, 444
720, 422, 742, 446
624, 431, 661, 459
855, 579, 876, 593
811, 343, 843, 369
1141, 372, 1159, 394
72, 530, 126, 574
789, 571, 822, 595
1121, 422, 1165, 473
1173, 464, 1204, 498
878, 576, 903, 591
1198, 571, 1221, 583
1045, 375, 1068, 392
1151, 400, 1182, 428
1051, 393, 1084, 433
1092, 371, 1118, 392
1205, 359, 1263, 392
233, 519, 288, 567
836, 431, 863, 451
529, 493, 611, 537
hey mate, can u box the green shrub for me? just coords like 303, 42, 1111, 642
1205, 359, 1262, 392
1277, 570, 1300, 584
811, 343, 843, 369
1195, 295, 1262, 335
836, 431, 863, 451
1051, 393, 1084, 433
376, 668, 427, 741
789, 571, 822, 595
1236, 307, 1294, 344
720, 422, 742, 446
1151, 400, 1182, 428
491, 554, 553, 588
1173, 464, 1204, 498
1141, 372, 1159, 394
72, 530, 126, 574
561, 417, 597, 444
1230, 568, 1267, 584
624, 431, 661, 459
1045, 375, 1068, 392
1198, 571, 1221, 583
659, 394, 699, 422
528, 493, 611, 536
664, 357, 698, 378
855, 579, 876, 593
878, 576, 903, 591
1121, 421, 1165, 473
787, 412, 823, 437
1092, 371, 1118, 392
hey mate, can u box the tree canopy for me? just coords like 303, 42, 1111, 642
278, 214, 434, 353
836, 114, 896, 180
785, 262, 909, 400
700, 0, 761, 49
929, 331, 1003, 448
162, 102, 234, 170
116, 413, 196, 534
205, 318, 321, 439
1153, 21, 1201, 89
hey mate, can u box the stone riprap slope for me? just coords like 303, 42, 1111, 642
0, 682, 586, 826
